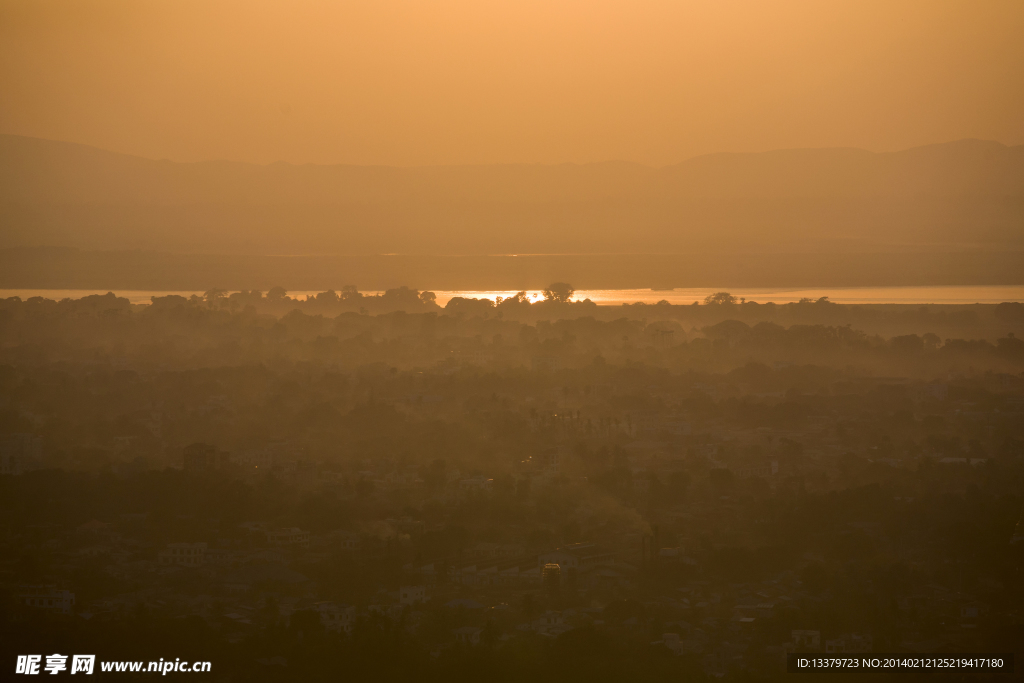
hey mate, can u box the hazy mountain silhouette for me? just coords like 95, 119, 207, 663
1, 135, 1022, 289
2, 134, 1021, 256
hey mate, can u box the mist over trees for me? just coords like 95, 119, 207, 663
2, 290, 1023, 681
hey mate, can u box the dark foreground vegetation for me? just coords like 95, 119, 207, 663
1, 288, 1023, 681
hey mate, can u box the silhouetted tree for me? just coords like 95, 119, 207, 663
703, 291, 736, 305
543, 282, 575, 303
203, 289, 227, 306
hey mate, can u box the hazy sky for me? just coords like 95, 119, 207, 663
1, 0, 1022, 166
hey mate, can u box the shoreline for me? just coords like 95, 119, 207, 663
3, 285, 1024, 307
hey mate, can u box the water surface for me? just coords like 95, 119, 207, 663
2, 286, 1022, 307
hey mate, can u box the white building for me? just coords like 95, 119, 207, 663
158, 542, 207, 567
237, 448, 274, 471
458, 476, 493, 493
0, 433, 42, 475
17, 586, 75, 614
532, 610, 570, 636
203, 548, 235, 565
316, 602, 356, 633
266, 528, 310, 548
825, 633, 872, 653
453, 626, 482, 645
661, 633, 684, 655
792, 630, 821, 649
333, 530, 360, 551
400, 585, 427, 606
538, 543, 615, 571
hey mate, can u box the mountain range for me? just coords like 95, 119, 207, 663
1, 134, 1021, 288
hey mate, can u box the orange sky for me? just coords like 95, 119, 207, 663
1, 0, 1022, 166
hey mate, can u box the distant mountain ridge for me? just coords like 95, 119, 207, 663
1, 134, 1022, 258
2, 134, 1021, 204
664, 139, 1024, 198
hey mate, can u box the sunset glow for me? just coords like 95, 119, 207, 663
1, 2, 1021, 677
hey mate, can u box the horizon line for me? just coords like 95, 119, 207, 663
1, 132, 1017, 171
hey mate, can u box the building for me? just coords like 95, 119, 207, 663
636, 414, 692, 438
183, 443, 229, 472
444, 598, 484, 610
531, 356, 560, 372
659, 633, 686, 655
16, 586, 75, 615
541, 451, 560, 474
472, 542, 525, 558
792, 630, 821, 650
316, 602, 356, 633
458, 476, 493, 493
453, 626, 482, 645
542, 563, 561, 596
538, 543, 615, 571
77, 519, 113, 536
368, 603, 403, 619
266, 528, 310, 548
0, 433, 42, 475
332, 530, 360, 551
734, 460, 779, 478
203, 548, 235, 565
919, 383, 948, 401
236, 448, 274, 471
452, 556, 542, 587
825, 634, 872, 653
533, 610, 570, 636
400, 585, 426, 606
456, 349, 492, 366
158, 542, 207, 567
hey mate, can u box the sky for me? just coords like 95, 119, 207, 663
1, 0, 1022, 167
